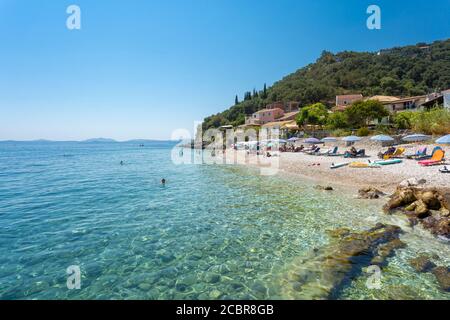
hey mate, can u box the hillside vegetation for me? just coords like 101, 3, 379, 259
203, 39, 450, 130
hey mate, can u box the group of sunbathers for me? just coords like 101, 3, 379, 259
280, 144, 305, 153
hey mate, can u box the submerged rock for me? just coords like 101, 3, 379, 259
371, 238, 407, 266
315, 185, 333, 191
431, 266, 450, 292
409, 255, 437, 273
358, 187, 385, 199
279, 223, 405, 299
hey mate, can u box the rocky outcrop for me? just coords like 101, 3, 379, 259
432, 267, 450, 292
408, 253, 450, 292
383, 186, 450, 238
280, 223, 405, 299
409, 254, 437, 273
358, 186, 386, 199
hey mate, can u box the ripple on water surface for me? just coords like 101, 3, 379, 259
0, 142, 449, 300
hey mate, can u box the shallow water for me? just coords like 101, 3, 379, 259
0, 141, 448, 300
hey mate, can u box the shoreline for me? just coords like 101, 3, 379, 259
222, 143, 450, 194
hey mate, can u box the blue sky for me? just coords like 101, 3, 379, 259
0, 0, 449, 141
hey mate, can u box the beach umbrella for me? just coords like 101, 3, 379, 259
402, 134, 430, 142
436, 134, 450, 144
370, 135, 394, 142
342, 136, 362, 142
321, 137, 338, 142
288, 137, 300, 142
304, 138, 321, 144
272, 139, 287, 144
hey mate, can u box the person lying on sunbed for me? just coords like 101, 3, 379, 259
344, 147, 365, 158
345, 147, 358, 158
302, 144, 317, 152
377, 146, 396, 159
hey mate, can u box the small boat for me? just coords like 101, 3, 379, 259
374, 159, 402, 166
349, 162, 381, 168
330, 162, 349, 169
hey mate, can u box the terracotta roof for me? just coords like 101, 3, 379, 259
282, 121, 300, 130
336, 94, 363, 99
366, 95, 400, 102
254, 108, 284, 114
261, 120, 295, 128
382, 95, 426, 104
277, 111, 299, 121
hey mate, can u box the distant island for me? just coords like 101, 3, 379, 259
0, 138, 180, 144
83, 138, 118, 143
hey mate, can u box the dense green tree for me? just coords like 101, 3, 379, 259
393, 111, 415, 129
235, 95, 239, 105
296, 103, 328, 127
345, 100, 390, 128
203, 39, 450, 130
326, 112, 349, 129
262, 83, 268, 99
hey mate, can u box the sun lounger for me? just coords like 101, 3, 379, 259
384, 148, 405, 159
406, 147, 427, 159
349, 162, 381, 168
374, 159, 403, 165
319, 146, 339, 156
344, 149, 366, 158
418, 150, 445, 166
416, 146, 442, 161
305, 147, 321, 155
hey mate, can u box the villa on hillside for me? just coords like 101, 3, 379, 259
368, 95, 427, 112
332, 93, 444, 113
266, 101, 300, 113
333, 94, 363, 111
420, 89, 450, 109
244, 108, 284, 126
242, 101, 301, 128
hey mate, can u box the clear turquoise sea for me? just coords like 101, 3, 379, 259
0, 141, 449, 300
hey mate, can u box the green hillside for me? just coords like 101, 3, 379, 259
203, 39, 450, 130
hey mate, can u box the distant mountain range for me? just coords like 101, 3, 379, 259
0, 138, 180, 143
83, 138, 118, 143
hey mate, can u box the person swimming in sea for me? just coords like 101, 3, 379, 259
161, 178, 166, 185
120, 161, 124, 165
